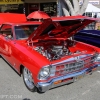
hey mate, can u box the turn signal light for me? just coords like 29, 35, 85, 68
53, 77, 73, 85
54, 80, 62, 84
92, 68, 97, 71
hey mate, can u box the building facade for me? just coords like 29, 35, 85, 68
24, 0, 58, 16
0, 0, 24, 13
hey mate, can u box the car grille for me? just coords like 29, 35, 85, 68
65, 61, 84, 73
55, 56, 94, 75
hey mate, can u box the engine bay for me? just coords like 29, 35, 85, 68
34, 44, 71, 61
27, 38, 86, 61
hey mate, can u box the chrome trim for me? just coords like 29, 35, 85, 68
54, 55, 93, 75
52, 54, 91, 66
38, 65, 51, 80
97, 64, 100, 66
36, 65, 99, 92
59, 60, 84, 74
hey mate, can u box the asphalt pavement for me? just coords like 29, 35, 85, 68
0, 57, 100, 100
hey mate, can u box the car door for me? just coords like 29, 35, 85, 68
0, 24, 16, 66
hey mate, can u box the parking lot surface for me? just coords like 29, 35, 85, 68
0, 57, 100, 100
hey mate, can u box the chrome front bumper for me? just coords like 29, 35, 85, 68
37, 65, 100, 92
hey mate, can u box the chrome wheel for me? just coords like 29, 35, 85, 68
23, 67, 36, 92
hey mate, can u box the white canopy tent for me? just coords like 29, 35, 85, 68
85, 3, 100, 13
85, 4, 100, 18
84, 4, 100, 30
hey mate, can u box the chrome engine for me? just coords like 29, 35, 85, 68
34, 45, 70, 61
47, 45, 70, 60
32, 39, 80, 61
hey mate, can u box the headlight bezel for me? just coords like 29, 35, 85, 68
38, 65, 56, 80
38, 65, 50, 80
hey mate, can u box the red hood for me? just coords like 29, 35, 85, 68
27, 15, 97, 41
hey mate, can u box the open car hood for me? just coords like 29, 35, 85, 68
27, 15, 97, 41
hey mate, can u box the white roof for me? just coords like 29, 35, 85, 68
85, 3, 100, 12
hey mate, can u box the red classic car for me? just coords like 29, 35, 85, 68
0, 14, 100, 93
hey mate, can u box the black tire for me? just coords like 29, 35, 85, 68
23, 67, 37, 92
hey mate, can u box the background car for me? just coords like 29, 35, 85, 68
74, 30, 100, 47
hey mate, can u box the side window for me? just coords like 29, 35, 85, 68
0, 24, 13, 39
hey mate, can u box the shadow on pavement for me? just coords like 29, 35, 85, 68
23, 98, 31, 100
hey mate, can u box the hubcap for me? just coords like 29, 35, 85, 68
23, 67, 34, 89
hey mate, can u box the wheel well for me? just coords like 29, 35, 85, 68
20, 65, 24, 75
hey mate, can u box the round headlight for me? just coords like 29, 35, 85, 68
39, 67, 50, 80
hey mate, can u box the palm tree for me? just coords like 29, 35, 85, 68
58, 0, 89, 16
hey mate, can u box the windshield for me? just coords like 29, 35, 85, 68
14, 25, 39, 40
